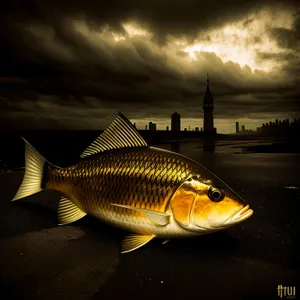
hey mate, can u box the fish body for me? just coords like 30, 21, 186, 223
46, 147, 200, 238
12, 113, 253, 253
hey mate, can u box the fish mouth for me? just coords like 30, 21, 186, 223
225, 204, 254, 225
207, 204, 253, 229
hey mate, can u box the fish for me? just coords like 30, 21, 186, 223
12, 113, 254, 253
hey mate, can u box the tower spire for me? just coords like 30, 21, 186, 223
203, 73, 215, 134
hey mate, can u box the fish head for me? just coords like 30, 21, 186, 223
170, 172, 253, 233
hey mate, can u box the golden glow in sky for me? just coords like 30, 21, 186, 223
178, 9, 294, 72
71, 7, 295, 73
122, 23, 152, 38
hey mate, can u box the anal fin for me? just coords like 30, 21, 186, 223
121, 234, 154, 254
57, 197, 87, 225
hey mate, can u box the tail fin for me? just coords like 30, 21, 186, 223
12, 138, 48, 201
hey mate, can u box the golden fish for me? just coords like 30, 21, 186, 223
12, 113, 253, 253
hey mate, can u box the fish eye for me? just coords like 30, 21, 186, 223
208, 187, 225, 202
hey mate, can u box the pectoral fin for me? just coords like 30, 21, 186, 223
57, 197, 87, 225
111, 203, 170, 226
162, 240, 169, 245
122, 234, 155, 254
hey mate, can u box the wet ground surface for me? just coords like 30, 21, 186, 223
1, 141, 300, 300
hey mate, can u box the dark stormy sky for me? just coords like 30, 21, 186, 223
0, 0, 299, 133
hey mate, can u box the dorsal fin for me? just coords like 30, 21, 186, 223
80, 113, 149, 158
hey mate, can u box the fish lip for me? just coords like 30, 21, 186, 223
225, 204, 254, 224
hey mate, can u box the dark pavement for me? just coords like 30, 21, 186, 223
1, 142, 299, 300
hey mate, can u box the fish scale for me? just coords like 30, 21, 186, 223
46, 148, 192, 231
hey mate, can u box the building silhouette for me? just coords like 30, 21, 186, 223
236, 122, 239, 134
256, 118, 300, 137
234, 120, 257, 135
149, 122, 157, 131
203, 74, 216, 134
171, 112, 181, 131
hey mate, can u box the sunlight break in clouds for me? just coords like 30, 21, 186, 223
122, 23, 153, 38
180, 8, 295, 73
73, 21, 152, 43
70, 7, 296, 75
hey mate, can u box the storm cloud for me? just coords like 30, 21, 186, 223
0, 0, 299, 132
